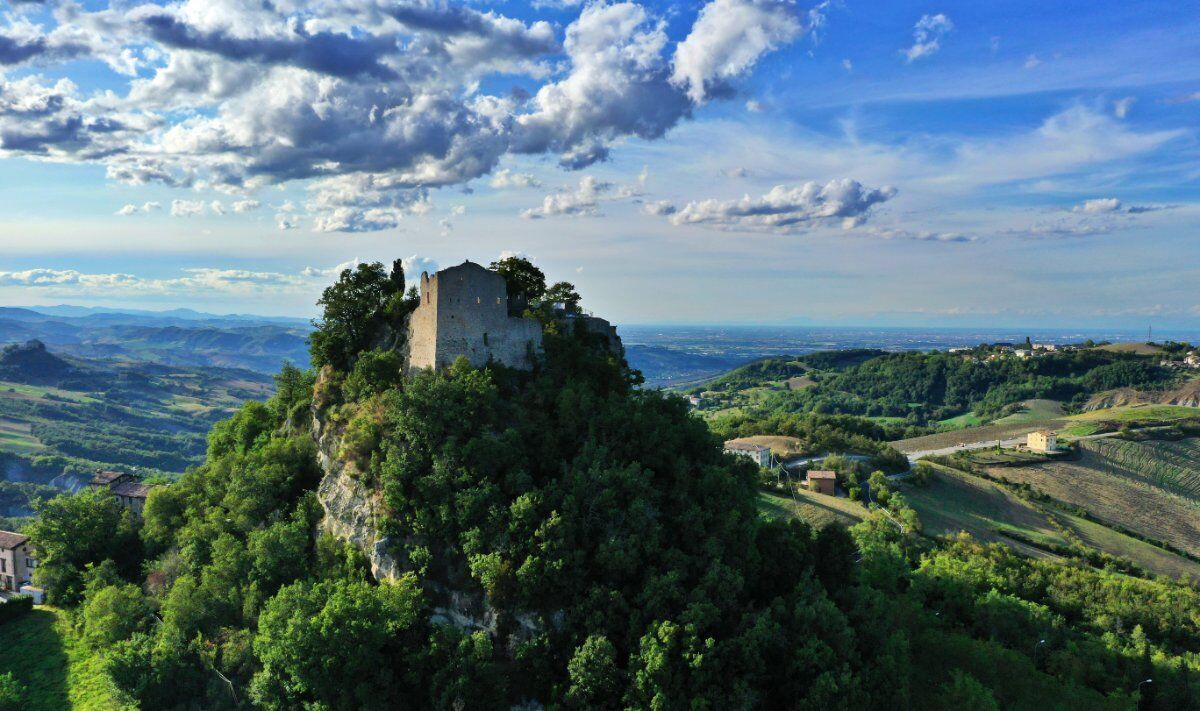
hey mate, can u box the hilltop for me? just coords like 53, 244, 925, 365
0, 340, 75, 384
7, 264, 1199, 710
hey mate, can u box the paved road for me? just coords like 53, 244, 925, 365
904, 431, 1122, 463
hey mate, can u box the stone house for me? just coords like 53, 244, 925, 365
0, 530, 35, 592
406, 261, 545, 371
88, 469, 154, 518
1027, 430, 1058, 453
806, 470, 837, 496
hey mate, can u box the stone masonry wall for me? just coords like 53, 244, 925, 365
406, 261, 543, 371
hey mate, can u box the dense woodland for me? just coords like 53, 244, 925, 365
698, 348, 1172, 428
3, 261, 1197, 709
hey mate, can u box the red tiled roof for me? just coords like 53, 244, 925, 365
0, 530, 30, 549
89, 470, 128, 486
806, 470, 837, 479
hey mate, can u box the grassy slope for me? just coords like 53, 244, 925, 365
900, 464, 1068, 558
758, 489, 865, 529
0, 607, 133, 711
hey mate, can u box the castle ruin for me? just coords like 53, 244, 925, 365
406, 261, 544, 371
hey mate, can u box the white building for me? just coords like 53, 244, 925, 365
724, 441, 772, 468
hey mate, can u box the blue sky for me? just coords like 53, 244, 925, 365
0, 0, 1197, 330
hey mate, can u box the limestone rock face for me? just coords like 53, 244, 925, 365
311, 375, 402, 583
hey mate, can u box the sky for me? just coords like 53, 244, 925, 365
0, 0, 1197, 329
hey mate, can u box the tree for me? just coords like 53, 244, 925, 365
544, 281, 582, 312
27, 489, 140, 604
250, 576, 427, 710
309, 262, 398, 370
566, 635, 622, 709
938, 670, 1000, 711
79, 581, 153, 649
0, 672, 25, 707
489, 256, 546, 310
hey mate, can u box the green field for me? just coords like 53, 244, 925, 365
936, 411, 984, 429
1060, 405, 1200, 438
900, 464, 1069, 555
0, 607, 133, 710
758, 488, 866, 528
992, 398, 1066, 425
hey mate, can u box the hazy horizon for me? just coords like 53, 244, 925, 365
2, 0, 1198, 328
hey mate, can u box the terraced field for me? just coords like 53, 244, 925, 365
985, 439, 1200, 558
906, 464, 1200, 579
1081, 437, 1200, 497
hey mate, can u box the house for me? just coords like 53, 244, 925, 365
724, 441, 772, 468
806, 470, 837, 496
88, 469, 155, 517
1185, 354, 1200, 368
0, 530, 36, 592
1014, 349, 1032, 359
1033, 343, 1059, 352
1027, 430, 1058, 453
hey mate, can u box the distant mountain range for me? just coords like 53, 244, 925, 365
0, 306, 312, 374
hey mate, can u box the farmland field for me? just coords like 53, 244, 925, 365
985, 438, 1200, 558
899, 464, 1069, 557
758, 488, 865, 528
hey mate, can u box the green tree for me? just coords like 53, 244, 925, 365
544, 281, 582, 312
250, 576, 427, 710
490, 256, 546, 309
79, 581, 153, 649
309, 262, 398, 370
566, 635, 622, 709
938, 670, 1000, 711
27, 489, 140, 604
0, 672, 25, 707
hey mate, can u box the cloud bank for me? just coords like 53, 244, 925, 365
0, 0, 808, 232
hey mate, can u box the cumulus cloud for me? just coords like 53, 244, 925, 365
170, 199, 206, 217
903, 13, 952, 62
1073, 197, 1122, 214
521, 174, 639, 218
489, 168, 541, 189
0, 0, 805, 231
115, 201, 161, 216
659, 179, 896, 233
231, 199, 259, 213
671, 0, 803, 102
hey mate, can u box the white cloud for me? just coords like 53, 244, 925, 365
116, 201, 162, 216
488, 169, 541, 189
671, 0, 803, 102
0, 0, 808, 232
231, 199, 260, 213
1113, 96, 1135, 119
1023, 54, 1041, 70
522, 175, 639, 219
904, 13, 952, 62
170, 199, 206, 217
1073, 197, 1122, 214
661, 179, 897, 233
841, 58, 852, 72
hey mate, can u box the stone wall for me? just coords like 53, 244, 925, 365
407, 261, 543, 371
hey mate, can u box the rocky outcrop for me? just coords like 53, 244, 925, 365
311, 371, 403, 582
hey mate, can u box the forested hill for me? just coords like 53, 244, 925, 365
8, 260, 1196, 710
692, 346, 1177, 428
